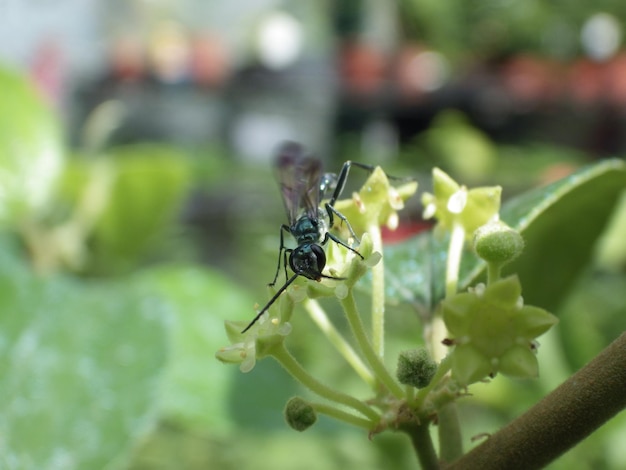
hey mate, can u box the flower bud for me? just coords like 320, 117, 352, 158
396, 348, 437, 388
473, 222, 524, 266
284, 397, 317, 431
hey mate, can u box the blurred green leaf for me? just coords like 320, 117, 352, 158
557, 271, 626, 371
419, 110, 497, 182
498, 159, 626, 310
130, 424, 415, 470
0, 245, 168, 469
594, 190, 626, 271
0, 68, 64, 224
384, 159, 626, 312
399, 0, 576, 58
91, 144, 190, 272
137, 266, 259, 434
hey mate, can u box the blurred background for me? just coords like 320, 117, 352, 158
1, 1, 626, 469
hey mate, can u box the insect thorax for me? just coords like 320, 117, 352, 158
291, 213, 327, 245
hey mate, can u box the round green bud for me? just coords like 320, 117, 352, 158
396, 348, 437, 388
473, 222, 524, 265
284, 397, 317, 431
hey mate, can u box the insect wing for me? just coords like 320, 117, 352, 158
298, 157, 323, 220
274, 142, 322, 223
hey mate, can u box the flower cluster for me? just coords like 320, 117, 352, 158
216, 159, 560, 464
216, 166, 417, 373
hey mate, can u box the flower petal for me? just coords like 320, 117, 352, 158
451, 344, 493, 385
499, 345, 539, 379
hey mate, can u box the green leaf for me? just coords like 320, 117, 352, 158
0, 248, 168, 468
383, 159, 626, 312
91, 144, 190, 271
497, 159, 626, 310
0, 68, 64, 224
137, 266, 258, 433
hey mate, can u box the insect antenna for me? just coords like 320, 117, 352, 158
241, 273, 299, 333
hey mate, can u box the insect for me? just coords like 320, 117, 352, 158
241, 141, 373, 333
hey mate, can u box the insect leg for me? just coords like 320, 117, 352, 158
328, 160, 411, 209
282, 249, 293, 284
324, 161, 376, 241
325, 160, 413, 239
269, 224, 292, 286
327, 161, 385, 206
322, 231, 364, 260
325, 203, 360, 242
242, 273, 299, 333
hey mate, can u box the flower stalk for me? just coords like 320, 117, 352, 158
368, 221, 386, 358
304, 298, 375, 387
340, 291, 405, 399
270, 342, 380, 422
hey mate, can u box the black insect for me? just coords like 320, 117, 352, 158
241, 141, 370, 333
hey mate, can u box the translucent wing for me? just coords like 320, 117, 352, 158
274, 142, 322, 224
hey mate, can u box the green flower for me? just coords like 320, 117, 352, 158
422, 168, 501, 239
439, 275, 558, 385
215, 311, 292, 373
333, 166, 417, 237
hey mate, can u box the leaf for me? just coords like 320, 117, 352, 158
137, 266, 282, 433
383, 159, 626, 312
0, 248, 168, 469
497, 159, 626, 310
0, 68, 64, 224
91, 144, 190, 271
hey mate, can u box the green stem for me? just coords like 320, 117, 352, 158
312, 402, 374, 429
402, 422, 439, 470
405, 384, 416, 403
429, 316, 448, 363
304, 299, 376, 388
486, 262, 502, 285
428, 222, 466, 362
340, 291, 404, 399
436, 222, 467, 467
368, 223, 386, 358
438, 403, 463, 464
445, 222, 466, 298
270, 342, 380, 422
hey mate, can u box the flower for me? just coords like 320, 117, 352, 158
422, 168, 501, 239
439, 275, 558, 385
333, 166, 418, 238
215, 305, 293, 373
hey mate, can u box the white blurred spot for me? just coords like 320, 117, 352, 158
447, 188, 468, 214
361, 119, 398, 162
257, 12, 303, 70
405, 51, 449, 92
232, 112, 297, 162
581, 13, 622, 61
422, 202, 436, 219
386, 212, 399, 230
